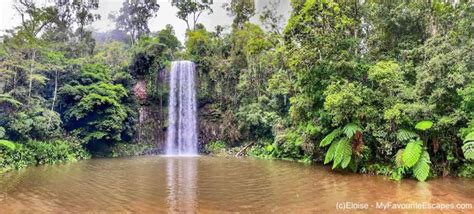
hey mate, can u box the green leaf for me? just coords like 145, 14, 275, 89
462, 141, 474, 160
415, 120, 433, 131
324, 140, 337, 164
320, 128, 341, 147
413, 151, 431, 181
0, 93, 23, 108
463, 132, 474, 143
332, 138, 351, 169
343, 123, 361, 138
340, 142, 352, 169
265, 144, 274, 152
0, 139, 16, 150
0, 126, 5, 139
402, 140, 423, 167
396, 129, 419, 142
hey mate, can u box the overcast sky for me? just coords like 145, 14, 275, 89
0, 0, 291, 42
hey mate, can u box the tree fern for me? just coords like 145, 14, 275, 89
402, 140, 423, 167
412, 151, 431, 181
396, 129, 418, 142
320, 128, 341, 147
322, 123, 359, 169
343, 123, 361, 138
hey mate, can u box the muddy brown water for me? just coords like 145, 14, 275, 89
0, 156, 472, 213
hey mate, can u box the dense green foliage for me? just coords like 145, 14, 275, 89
0, 0, 472, 181
0, 0, 180, 171
0, 139, 89, 173
187, 0, 473, 181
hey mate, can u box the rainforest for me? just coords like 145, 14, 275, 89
0, 0, 473, 213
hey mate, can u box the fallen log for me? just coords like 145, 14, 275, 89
235, 141, 256, 157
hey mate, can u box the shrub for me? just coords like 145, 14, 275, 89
204, 141, 227, 154
0, 139, 90, 173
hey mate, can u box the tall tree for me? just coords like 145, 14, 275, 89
259, 0, 284, 34
9, 0, 56, 101
223, 0, 255, 30
171, 0, 213, 30
43, 0, 100, 56
112, 0, 160, 45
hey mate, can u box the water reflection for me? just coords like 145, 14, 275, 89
166, 157, 198, 212
0, 156, 472, 213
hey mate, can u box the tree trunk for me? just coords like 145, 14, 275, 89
28, 50, 36, 99
235, 141, 256, 157
51, 70, 58, 111
13, 71, 17, 91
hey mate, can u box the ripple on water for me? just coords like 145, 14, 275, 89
0, 156, 472, 213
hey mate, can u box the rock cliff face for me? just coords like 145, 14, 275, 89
132, 70, 168, 152
132, 67, 230, 153
133, 80, 147, 101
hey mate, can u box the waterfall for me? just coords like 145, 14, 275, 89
165, 61, 198, 155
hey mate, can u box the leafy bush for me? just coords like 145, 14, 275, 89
0, 127, 5, 139
457, 163, 473, 178
0, 139, 90, 173
6, 105, 63, 141
204, 141, 227, 154
58, 63, 136, 147
320, 123, 363, 169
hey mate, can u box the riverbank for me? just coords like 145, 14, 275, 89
203, 141, 474, 180
0, 139, 90, 174
0, 140, 158, 174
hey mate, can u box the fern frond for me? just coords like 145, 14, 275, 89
402, 140, 423, 167
462, 142, 474, 160
463, 132, 474, 143
28, 74, 49, 85
340, 141, 352, 168
332, 138, 351, 169
413, 151, 431, 181
324, 140, 337, 164
0, 94, 22, 107
415, 120, 433, 131
320, 128, 341, 147
0, 139, 16, 150
396, 129, 419, 142
343, 123, 361, 138
462, 131, 474, 160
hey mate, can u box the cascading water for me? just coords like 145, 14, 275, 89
165, 61, 198, 155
